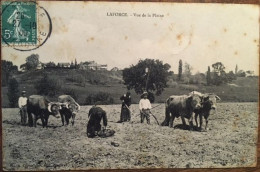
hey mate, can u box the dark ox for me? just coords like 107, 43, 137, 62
161, 94, 202, 130
58, 95, 80, 126
27, 95, 61, 127
193, 93, 221, 131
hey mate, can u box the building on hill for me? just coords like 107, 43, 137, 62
79, 61, 107, 70
245, 70, 254, 77
111, 67, 119, 71
36, 62, 45, 70
58, 63, 71, 68
45, 62, 56, 68
20, 64, 27, 72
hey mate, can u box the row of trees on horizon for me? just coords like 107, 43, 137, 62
2, 54, 256, 107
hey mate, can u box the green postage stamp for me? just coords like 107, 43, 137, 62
2, 1, 37, 45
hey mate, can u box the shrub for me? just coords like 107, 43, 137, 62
63, 88, 79, 101
34, 74, 62, 97
85, 92, 114, 105
7, 78, 20, 108
66, 71, 86, 87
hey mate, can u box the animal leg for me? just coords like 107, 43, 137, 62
61, 113, 65, 126
195, 113, 198, 127
205, 116, 209, 131
27, 111, 33, 127
188, 113, 194, 131
199, 114, 203, 131
161, 108, 170, 126
33, 115, 37, 127
40, 115, 45, 128
169, 114, 175, 128
65, 115, 69, 125
181, 116, 186, 126
45, 116, 49, 127
71, 113, 76, 126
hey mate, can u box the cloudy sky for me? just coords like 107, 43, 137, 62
2, 1, 259, 74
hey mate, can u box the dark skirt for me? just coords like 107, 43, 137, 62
120, 106, 131, 122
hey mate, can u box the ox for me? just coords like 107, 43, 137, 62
193, 93, 221, 131
58, 95, 80, 126
161, 94, 202, 130
27, 95, 61, 127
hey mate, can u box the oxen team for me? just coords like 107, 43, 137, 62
22, 91, 220, 132
161, 91, 221, 131
26, 95, 80, 127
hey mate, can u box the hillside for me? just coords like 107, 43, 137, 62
1, 69, 258, 107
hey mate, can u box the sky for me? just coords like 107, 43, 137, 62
2, 1, 259, 74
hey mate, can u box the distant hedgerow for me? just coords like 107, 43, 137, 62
85, 92, 114, 105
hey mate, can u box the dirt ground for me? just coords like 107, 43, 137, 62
2, 102, 258, 171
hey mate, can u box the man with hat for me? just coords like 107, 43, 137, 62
18, 91, 28, 126
139, 91, 152, 124
119, 91, 131, 122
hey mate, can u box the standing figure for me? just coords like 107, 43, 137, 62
139, 91, 152, 124
18, 91, 28, 126
87, 106, 108, 138
7, 3, 31, 41
119, 91, 131, 122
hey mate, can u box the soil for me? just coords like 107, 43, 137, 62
2, 102, 258, 170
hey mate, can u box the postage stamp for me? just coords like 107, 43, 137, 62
1, 1, 52, 51
2, 1, 37, 45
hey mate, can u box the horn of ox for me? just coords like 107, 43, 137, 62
215, 95, 221, 101
48, 103, 54, 112
75, 102, 80, 111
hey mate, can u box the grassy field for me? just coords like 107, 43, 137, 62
1, 69, 258, 107
2, 102, 258, 170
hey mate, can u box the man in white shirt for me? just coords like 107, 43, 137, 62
18, 91, 28, 126
139, 91, 152, 124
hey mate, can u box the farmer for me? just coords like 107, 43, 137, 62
87, 105, 115, 138
118, 91, 131, 122
18, 91, 28, 126
139, 91, 152, 124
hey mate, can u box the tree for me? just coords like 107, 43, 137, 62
211, 62, 236, 85
211, 62, 227, 85
237, 70, 246, 77
212, 62, 225, 74
206, 66, 211, 85
25, 54, 40, 70
34, 73, 62, 97
178, 59, 182, 81
184, 62, 192, 77
122, 59, 171, 97
1, 60, 18, 86
235, 64, 238, 75
7, 78, 20, 108
226, 71, 237, 82
45, 61, 56, 68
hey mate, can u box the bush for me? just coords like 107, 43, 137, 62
85, 92, 114, 105
66, 71, 86, 87
7, 78, 20, 108
63, 88, 79, 101
34, 74, 63, 97
167, 79, 178, 88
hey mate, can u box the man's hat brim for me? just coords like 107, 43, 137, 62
142, 92, 148, 96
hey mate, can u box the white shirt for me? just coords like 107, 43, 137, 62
139, 98, 152, 110
18, 97, 27, 108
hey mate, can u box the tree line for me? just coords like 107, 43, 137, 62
2, 55, 255, 107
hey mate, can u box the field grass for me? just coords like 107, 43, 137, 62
2, 102, 258, 170
1, 69, 258, 107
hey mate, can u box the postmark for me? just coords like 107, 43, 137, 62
1, 1, 52, 51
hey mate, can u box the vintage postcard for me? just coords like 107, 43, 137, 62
1, 1, 259, 171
